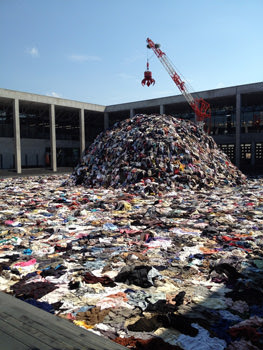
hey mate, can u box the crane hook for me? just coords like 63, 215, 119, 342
141, 60, 155, 87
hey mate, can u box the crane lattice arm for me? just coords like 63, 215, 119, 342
146, 38, 211, 121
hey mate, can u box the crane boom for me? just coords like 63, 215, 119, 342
146, 38, 211, 121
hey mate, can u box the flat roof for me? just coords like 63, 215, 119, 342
105, 81, 263, 112
1, 82, 262, 114
0, 88, 106, 112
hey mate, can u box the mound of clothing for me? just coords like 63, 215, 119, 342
71, 114, 246, 193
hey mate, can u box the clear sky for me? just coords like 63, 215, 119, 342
0, 0, 262, 106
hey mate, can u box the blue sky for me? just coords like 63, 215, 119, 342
0, 0, 262, 106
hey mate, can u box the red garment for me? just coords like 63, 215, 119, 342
114, 336, 182, 350
222, 235, 239, 242
229, 326, 260, 342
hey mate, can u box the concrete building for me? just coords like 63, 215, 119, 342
0, 82, 263, 174
0, 88, 105, 173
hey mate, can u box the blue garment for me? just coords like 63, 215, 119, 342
23, 249, 32, 255
250, 305, 263, 317
21, 298, 55, 314
210, 319, 232, 344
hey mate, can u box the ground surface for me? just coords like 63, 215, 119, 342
0, 174, 263, 349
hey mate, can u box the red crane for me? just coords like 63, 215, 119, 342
142, 37, 211, 124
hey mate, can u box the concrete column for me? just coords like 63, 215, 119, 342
160, 104, 165, 115
104, 112, 109, 131
130, 108, 134, 118
49, 104, 57, 172
79, 108, 85, 155
235, 92, 241, 169
13, 98, 21, 173
251, 141, 256, 167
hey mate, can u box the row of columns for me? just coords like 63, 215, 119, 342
12, 98, 242, 173
12, 99, 87, 174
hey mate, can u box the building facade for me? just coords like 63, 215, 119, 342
0, 82, 263, 174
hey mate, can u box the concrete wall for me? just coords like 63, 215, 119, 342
0, 138, 79, 169
21, 139, 50, 167
0, 138, 14, 168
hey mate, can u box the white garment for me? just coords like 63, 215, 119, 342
177, 323, 226, 350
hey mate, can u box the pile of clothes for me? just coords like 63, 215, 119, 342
71, 114, 246, 193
